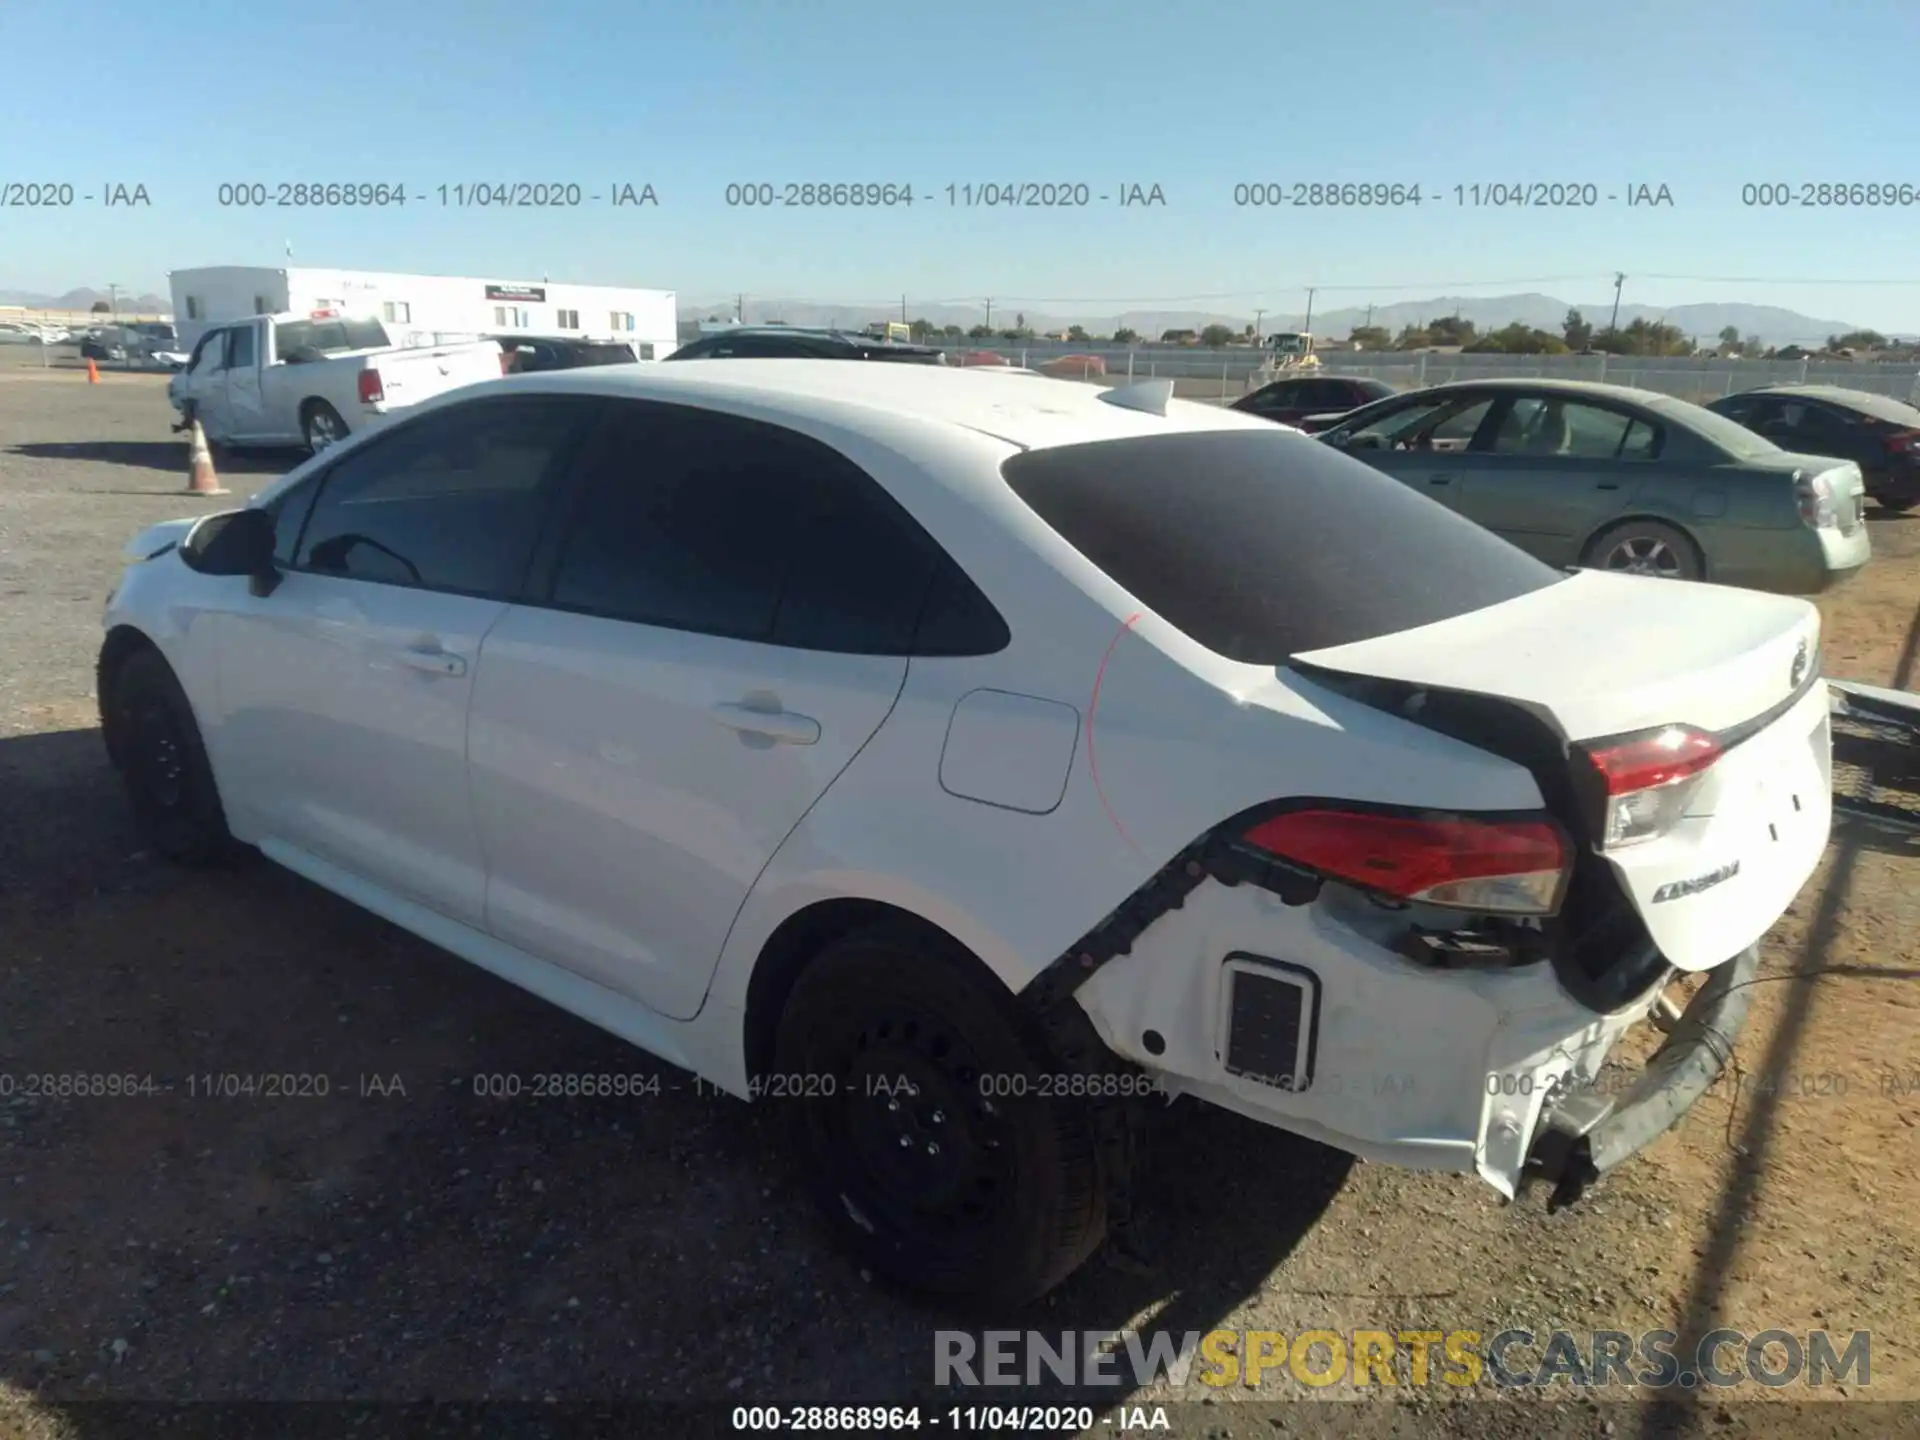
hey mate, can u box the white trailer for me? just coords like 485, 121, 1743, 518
168, 266, 677, 360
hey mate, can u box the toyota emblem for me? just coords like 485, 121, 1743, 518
1789, 640, 1809, 690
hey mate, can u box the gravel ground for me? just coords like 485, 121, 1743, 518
0, 359, 1916, 1440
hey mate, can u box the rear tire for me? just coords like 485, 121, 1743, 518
773, 923, 1106, 1306
301, 400, 348, 455
109, 648, 232, 865
1581, 518, 1703, 581
1876, 498, 1915, 516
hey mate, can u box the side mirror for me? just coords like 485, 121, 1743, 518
180, 508, 282, 595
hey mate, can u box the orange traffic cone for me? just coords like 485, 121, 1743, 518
86, 358, 100, 383
185, 419, 229, 496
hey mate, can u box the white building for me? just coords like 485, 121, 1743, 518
168, 266, 677, 359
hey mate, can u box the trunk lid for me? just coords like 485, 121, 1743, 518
1292, 569, 1820, 743
1292, 570, 1831, 972
1737, 451, 1869, 534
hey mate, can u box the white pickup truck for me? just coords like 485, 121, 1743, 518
167, 312, 504, 453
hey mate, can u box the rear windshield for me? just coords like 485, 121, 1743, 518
1001, 430, 1565, 664
1800, 389, 1920, 425
274, 317, 390, 357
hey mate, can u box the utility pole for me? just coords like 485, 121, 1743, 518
1608, 272, 1625, 334
735, 293, 744, 323
1253, 307, 1265, 344
1302, 288, 1316, 338
900, 294, 907, 325
983, 298, 993, 332
1365, 303, 1373, 329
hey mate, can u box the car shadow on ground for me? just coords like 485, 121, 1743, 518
6, 441, 295, 478
0, 724, 1350, 1426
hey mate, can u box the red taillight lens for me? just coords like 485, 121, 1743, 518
1241, 809, 1570, 915
357, 369, 384, 404
1585, 725, 1720, 794
1582, 724, 1721, 849
1884, 428, 1920, 454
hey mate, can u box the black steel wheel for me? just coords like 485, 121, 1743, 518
110, 647, 232, 864
774, 923, 1106, 1305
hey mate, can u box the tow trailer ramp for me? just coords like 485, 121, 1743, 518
1829, 679, 1920, 836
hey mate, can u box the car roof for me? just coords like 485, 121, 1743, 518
469, 359, 1275, 451
1745, 384, 1920, 418
1395, 377, 1674, 404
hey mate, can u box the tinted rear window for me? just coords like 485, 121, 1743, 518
1000, 430, 1565, 663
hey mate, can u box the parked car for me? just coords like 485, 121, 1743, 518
81, 330, 131, 362
493, 335, 640, 374
1705, 385, 1920, 515
1038, 353, 1107, 380
1234, 374, 1397, 430
665, 326, 947, 364
167, 313, 504, 453
100, 362, 1833, 1304
1317, 378, 1870, 594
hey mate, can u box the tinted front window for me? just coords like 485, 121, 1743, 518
548, 404, 962, 653
226, 325, 256, 369
295, 398, 591, 596
1002, 431, 1563, 663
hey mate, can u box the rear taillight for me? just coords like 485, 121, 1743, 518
1581, 724, 1722, 849
357, 369, 385, 404
1883, 428, 1920, 455
1240, 808, 1571, 916
1793, 470, 1838, 529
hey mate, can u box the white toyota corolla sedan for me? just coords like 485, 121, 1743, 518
100, 361, 1833, 1303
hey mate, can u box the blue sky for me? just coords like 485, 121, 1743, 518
6, 0, 1920, 327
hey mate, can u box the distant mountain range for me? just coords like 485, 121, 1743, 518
684, 292, 1882, 348
1, 282, 1890, 347
0, 287, 170, 314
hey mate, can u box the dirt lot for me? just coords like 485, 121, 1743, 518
0, 361, 1916, 1439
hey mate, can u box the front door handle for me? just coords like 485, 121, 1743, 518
710, 702, 820, 746
1596, 481, 1621, 491
1428, 474, 1452, 485
391, 647, 467, 678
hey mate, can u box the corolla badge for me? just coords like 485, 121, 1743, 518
1790, 639, 1810, 690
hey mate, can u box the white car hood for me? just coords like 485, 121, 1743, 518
121, 516, 204, 561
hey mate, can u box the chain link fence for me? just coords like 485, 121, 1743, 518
947, 339, 1920, 406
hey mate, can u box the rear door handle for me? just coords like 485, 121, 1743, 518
1596, 481, 1621, 491
391, 647, 467, 678
1428, 474, 1452, 485
710, 702, 820, 746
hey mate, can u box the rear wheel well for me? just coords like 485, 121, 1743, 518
97, 625, 162, 770
1579, 514, 1707, 579
742, 899, 999, 1083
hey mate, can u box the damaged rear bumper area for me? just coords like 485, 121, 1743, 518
1023, 832, 1757, 1211
1520, 945, 1758, 1212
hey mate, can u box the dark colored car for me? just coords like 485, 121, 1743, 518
80, 330, 130, 362
492, 335, 639, 374
665, 326, 947, 364
1232, 374, 1396, 430
1705, 385, 1920, 515
1315, 378, 1871, 594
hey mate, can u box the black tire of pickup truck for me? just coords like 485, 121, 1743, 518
301, 400, 348, 455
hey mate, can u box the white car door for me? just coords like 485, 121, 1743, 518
181, 328, 232, 439
211, 393, 603, 928
465, 401, 946, 1019
221, 321, 272, 441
